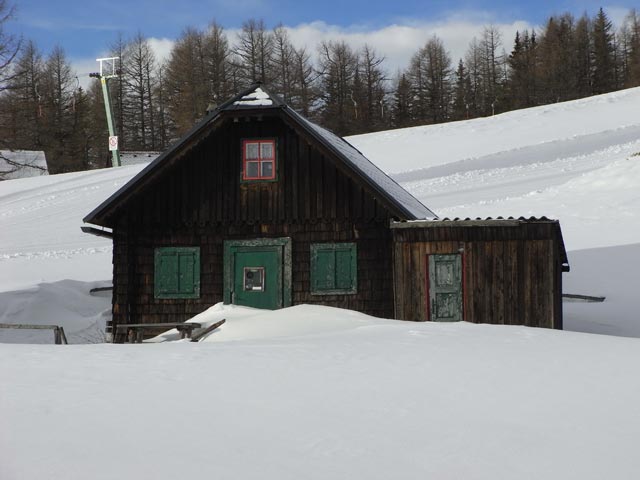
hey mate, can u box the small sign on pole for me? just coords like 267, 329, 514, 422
108, 136, 118, 151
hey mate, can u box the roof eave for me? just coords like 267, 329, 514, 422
280, 107, 432, 221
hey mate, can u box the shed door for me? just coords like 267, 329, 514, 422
428, 254, 463, 322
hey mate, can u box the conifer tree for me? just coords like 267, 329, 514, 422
452, 59, 471, 120
356, 45, 387, 132
620, 10, 640, 86
592, 8, 616, 94
408, 36, 453, 123
574, 15, 592, 97
289, 46, 316, 116
2, 40, 44, 150
391, 72, 413, 128
234, 19, 273, 85
317, 40, 359, 135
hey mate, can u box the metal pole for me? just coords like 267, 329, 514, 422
100, 76, 121, 167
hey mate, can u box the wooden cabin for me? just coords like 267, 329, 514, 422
82, 84, 569, 340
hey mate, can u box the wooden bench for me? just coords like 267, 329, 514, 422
116, 322, 202, 343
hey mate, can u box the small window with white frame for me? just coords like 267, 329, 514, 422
242, 139, 276, 181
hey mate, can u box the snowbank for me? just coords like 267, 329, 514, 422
2, 307, 640, 479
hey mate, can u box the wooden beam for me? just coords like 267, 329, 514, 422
81, 226, 113, 239
191, 319, 226, 342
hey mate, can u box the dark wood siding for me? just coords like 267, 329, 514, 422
109, 113, 395, 335
106, 114, 390, 228
111, 221, 393, 331
392, 221, 564, 329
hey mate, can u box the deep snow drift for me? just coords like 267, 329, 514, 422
2, 304, 640, 480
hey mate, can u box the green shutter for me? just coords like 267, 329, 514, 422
154, 247, 200, 299
311, 243, 357, 295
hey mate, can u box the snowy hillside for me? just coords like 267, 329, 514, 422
349, 86, 640, 251
2, 88, 640, 480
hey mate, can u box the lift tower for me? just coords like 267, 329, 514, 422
90, 57, 121, 167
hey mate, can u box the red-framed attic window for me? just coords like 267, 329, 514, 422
242, 139, 276, 181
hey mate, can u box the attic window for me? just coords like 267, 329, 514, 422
242, 139, 276, 181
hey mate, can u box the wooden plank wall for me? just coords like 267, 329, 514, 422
107, 114, 397, 335
392, 223, 562, 328
110, 221, 393, 333
107, 114, 389, 228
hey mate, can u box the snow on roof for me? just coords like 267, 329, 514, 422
288, 110, 437, 220
233, 87, 274, 106
0, 150, 48, 180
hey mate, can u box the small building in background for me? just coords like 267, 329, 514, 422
0, 150, 48, 180
82, 85, 569, 341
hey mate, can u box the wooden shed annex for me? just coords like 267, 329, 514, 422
82, 84, 569, 340
392, 217, 569, 329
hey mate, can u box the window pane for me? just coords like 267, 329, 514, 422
246, 161, 259, 178
260, 142, 274, 159
245, 143, 259, 159
261, 160, 274, 178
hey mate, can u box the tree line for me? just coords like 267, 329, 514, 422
1, 5, 639, 176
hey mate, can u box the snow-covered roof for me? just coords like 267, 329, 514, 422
0, 150, 48, 180
85, 84, 436, 225
288, 110, 436, 220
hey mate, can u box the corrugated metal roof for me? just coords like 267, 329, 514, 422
391, 216, 569, 268
390, 216, 557, 227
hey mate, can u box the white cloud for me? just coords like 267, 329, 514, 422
605, 5, 634, 28
283, 18, 534, 75
147, 37, 176, 64
72, 15, 536, 89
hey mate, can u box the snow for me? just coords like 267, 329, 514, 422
2, 306, 640, 479
233, 86, 274, 106
2, 87, 640, 478
347, 87, 640, 174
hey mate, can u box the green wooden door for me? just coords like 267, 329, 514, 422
428, 254, 463, 322
232, 249, 281, 309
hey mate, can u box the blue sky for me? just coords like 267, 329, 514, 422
6, 1, 638, 79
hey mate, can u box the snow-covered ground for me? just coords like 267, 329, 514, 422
2, 88, 640, 479
3, 304, 640, 479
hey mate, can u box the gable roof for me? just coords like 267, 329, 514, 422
84, 84, 436, 226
